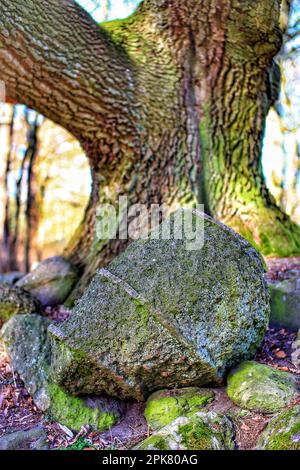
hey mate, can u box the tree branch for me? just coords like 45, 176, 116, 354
0, 0, 137, 148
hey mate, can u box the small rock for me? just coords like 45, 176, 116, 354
0, 426, 48, 450
268, 279, 300, 330
0, 283, 40, 322
135, 412, 235, 450
145, 388, 215, 430
0, 314, 123, 432
16, 256, 78, 307
227, 361, 298, 413
256, 404, 300, 450
0, 271, 25, 285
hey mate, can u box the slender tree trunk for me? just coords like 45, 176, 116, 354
1, 106, 18, 271
23, 111, 40, 273
1, 0, 300, 294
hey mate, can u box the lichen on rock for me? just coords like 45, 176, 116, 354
144, 387, 215, 430
135, 411, 235, 450
227, 361, 299, 413
0, 314, 123, 432
0, 283, 40, 322
49, 209, 270, 401
256, 404, 300, 450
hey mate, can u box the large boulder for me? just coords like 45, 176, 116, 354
256, 404, 300, 450
227, 361, 299, 413
16, 256, 78, 307
49, 209, 270, 400
144, 388, 215, 431
0, 283, 40, 322
0, 315, 124, 432
135, 412, 235, 450
268, 278, 300, 330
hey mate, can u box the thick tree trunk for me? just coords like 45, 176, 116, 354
1, 0, 300, 294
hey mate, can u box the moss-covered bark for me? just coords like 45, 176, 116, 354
0, 0, 299, 293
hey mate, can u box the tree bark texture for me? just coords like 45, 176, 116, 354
1, 0, 300, 294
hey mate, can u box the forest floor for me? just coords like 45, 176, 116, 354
0, 258, 299, 450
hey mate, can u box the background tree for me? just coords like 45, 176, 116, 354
1, 0, 300, 294
0, 105, 90, 272
263, 0, 300, 223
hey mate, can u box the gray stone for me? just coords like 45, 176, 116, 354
227, 361, 299, 413
268, 278, 300, 331
16, 256, 78, 307
49, 209, 270, 401
0, 283, 40, 322
0, 271, 25, 285
256, 404, 300, 450
135, 411, 235, 450
0, 315, 124, 432
0, 426, 49, 450
1, 314, 51, 410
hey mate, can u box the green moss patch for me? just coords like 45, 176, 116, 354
144, 388, 215, 430
256, 404, 300, 450
227, 361, 298, 413
135, 412, 235, 450
47, 384, 117, 432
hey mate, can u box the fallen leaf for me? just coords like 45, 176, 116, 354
275, 350, 287, 359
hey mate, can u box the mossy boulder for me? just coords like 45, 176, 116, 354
145, 388, 215, 430
0, 426, 48, 450
0, 283, 40, 322
227, 361, 299, 413
0, 315, 123, 432
135, 412, 235, 450
49, 209, 269, 401
268, 278, 300, 330
256, 404, 300, 450
16, 256, 78, 307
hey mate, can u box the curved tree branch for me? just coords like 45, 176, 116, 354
0, 0, 138, 151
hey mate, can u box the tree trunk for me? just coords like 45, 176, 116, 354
24, 111, 40, 273
1, 106, 18, 271
1, 0, 300, 294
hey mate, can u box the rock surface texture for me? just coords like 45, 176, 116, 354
0, 315, 124, 432
135, 412, 235, 450
256, 404, 300, 450
16, 256, 78, 307
227, 361, 299, 413
0, 426, 48, 450
49, 209, 270, 400
0, 283, 40, 322
144, 388, 215, 430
